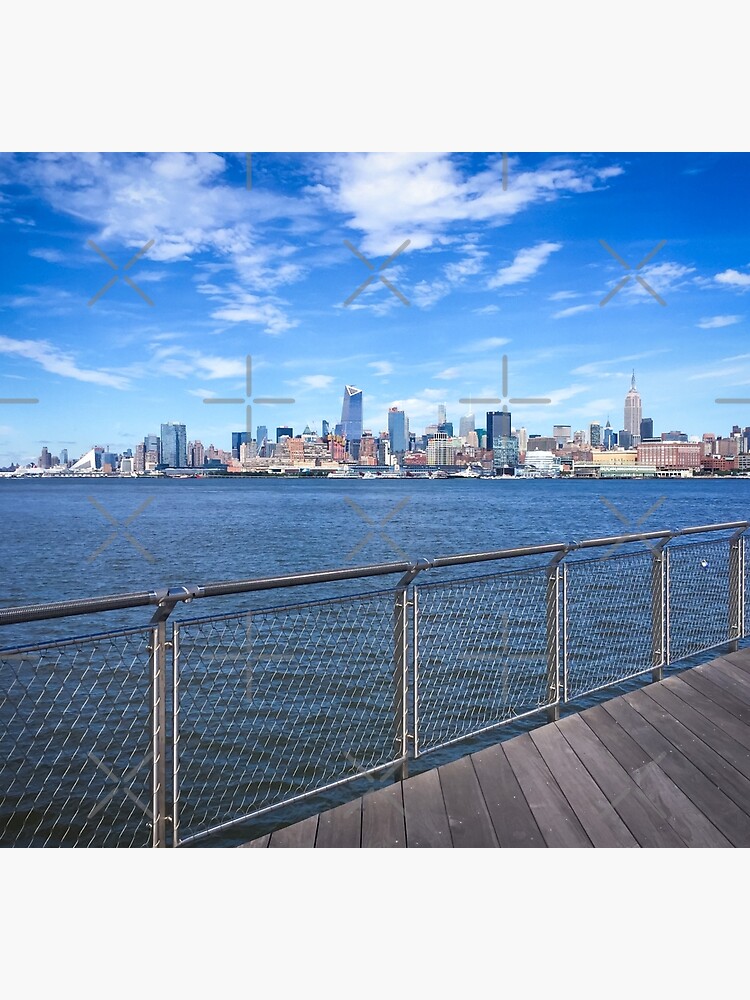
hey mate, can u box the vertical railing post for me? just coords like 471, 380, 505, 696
650, 539, 669, 682
729, 528, 746, 652
412, 587, 419, 760
545, 550, 567, 722
393, 588, 409, 780
149, 618, 168, 848
172, 621, 180, 848
149, 597, 177, 848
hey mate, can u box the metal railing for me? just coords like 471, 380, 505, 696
1, 521, 747, 846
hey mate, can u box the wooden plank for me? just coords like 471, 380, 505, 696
632, 688, 750, 804
471, 743, 545, 848
315, 797, 362, 848
437, 754, 499, 848
645, 684, 750, 776
697, 660, 750, 706
680, 667, 750, 725
604, 695, 750, 846
240, 834, 270, 848
531, 724, 638, 847
569, 704, 731, 848
718, 649, 750, 674
402, 767, 452, 848
361, 783, 406, 847
268, 814, 319, 848
663, 675, 750, 752
503, 732, 592, 847
703, 659, 750, 703
558, 715, 685, 847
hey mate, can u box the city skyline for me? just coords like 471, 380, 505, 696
3, 152, 750, 463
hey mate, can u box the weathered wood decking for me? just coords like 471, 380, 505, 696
243, 648, 750, 848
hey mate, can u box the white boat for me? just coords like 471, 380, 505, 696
448, 466, 482, 478
326, 468, 359, 479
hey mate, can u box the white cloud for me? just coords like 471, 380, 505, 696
298, 374, 335, 390
435, 367, 461, 380
553, 304, 595, 319
368, 361, 394, 376
464, 336, 511, 352
715, 268, 750, 289
29, 247, 64, 263
0, 335, 130, 389
488, 242, 562, 289
473, 304, 499, 314
316, 153, 622, 257
697, 315, 742, 329
188, 387, 217, 398
548, 290, 579, 301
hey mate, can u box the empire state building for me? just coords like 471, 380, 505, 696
624, 371, 642, 443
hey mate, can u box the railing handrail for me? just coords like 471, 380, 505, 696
1, 520, 747, 628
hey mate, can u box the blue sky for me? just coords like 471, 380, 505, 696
1, 151, 750, 463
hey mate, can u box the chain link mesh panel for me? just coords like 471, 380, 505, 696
174, 590, 402, 844
668, 537, 731, 662
0, 628, 153, 847
414, 567, 554, 756
564, 548, 657, 701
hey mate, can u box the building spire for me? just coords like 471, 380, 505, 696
631, 369, 636, 390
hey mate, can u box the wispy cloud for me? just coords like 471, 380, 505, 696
0, 335, 130, 389
368, 361, 394, 376
488, 242, 562, 289
553, 303, 595, 319
464, 336, 511, 352
697, 314, 742, 329
297, 374, 335, 390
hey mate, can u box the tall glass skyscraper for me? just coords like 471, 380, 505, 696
160, 422, 187, 467
337, 385, 363, 444
487, 410, 511, 447
388, 407, 408, 453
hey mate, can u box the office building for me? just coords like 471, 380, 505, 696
59, 448, 69, 466
388, 407, 408, 453
637, 441, 703, 470
437, 421, 454, 436
619, 430, 632, 450
256, 425, 268, 457
160, 422, 187, 468
336, 385, 363, 446
232, 431, 251, 459
487, 410, 511, 447
640, 417, 654, 441
590, 422, 602, 448
553, 425, 572, 449
190, 441, 205, 468
624, 371, 642, 443
493, 436, 519, 473
516, 426, 528, 452
662, 430, 688, 442
603, 420, 616, 450
437, 403, 447, 426
321, 420, 330, 439
276, 426, 293, 442
144, 433, 160, 462
459, 413, 475, 439
426, 432, 459, 466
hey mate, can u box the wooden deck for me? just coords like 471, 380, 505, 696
242, 648, 750, 848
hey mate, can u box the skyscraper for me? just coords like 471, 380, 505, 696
160, 422, 187, 468
256, 425, 268, 457
603, 419, 616, 450
640, 417, 654, 440
232, 431, 251, 459
276, 426, 293, 442
336, 385, 363, 445
437, 403, 447, 426
487, 410, 511, 447
624, 371, 642, 443
144, 433, 160, 462
459, 413, 475, 439
590, 422, 602, 448
387, 407, 408, 453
